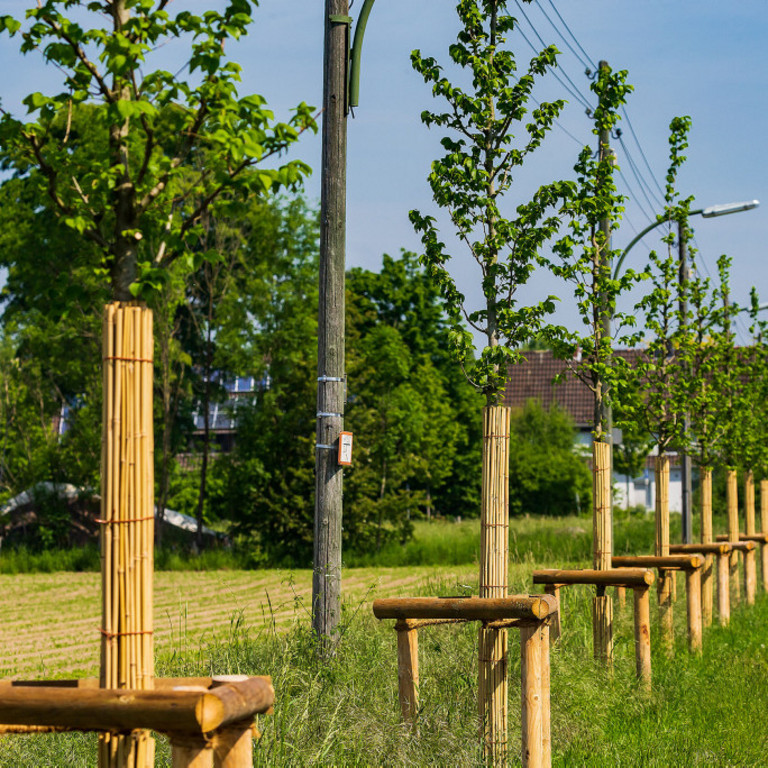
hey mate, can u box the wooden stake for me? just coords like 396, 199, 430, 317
520, 623, 548, 768
699, 467, 714, 627
727, 468, 741, 603
655, 456, 673, 654
761, 479, 768, 593
633, 587, 651, 689
701, 554, 714, 629
593, 441, 612, 662
395, 621, 419, 729
685, 567, 702, 654
716, 550, 730, 626
616, 586, 626, 608
543, 585, 560, 643
745, 470, 757, 605
479, 406, 510, 766
592, 591, 613, 664
540, 624, 551, 768
171, 738, 213, 768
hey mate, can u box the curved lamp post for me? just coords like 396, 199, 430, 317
612, 199, 759, 544
613, 200, 760, 280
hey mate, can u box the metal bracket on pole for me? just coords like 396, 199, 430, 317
317, 411, 343, 419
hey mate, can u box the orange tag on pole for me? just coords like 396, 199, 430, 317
338, 432, 353, 466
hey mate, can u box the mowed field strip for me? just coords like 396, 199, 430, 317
0, 566, 475, 678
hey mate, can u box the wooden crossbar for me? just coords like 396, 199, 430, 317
374, 595, 554, 768
612, 555, 703, 571
0, 676, 273, 768
372, 594, 556, 621
532, 568, 654, 588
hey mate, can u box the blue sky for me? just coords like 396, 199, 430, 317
1, 1, 766, 343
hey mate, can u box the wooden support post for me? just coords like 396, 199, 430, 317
593, 440, 613, 663
633, 587, 651, 689
543, 585, 560, 643
744, 470, 757, 605
761, 479, 768, 593
541, 623, 551, 768
727, 468, 741, 603
395, 621, 419, 729
745, 548, 757, 606
670, 570, 678, 604
479, 406, 510, 766
701, 554, 714, 629
616, 586, 626, 608
592, 589, 613, 664
716, 551, 730, 626
213, 727, 254, 768
655, 456, 673, 653
701, 467, 714, 626
521, 623, 550, 768
171, 738, 213, 768
685, 567, 702, 654
210, 676, 254, 768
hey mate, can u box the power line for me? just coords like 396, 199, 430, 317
542, 0, 596, 71
535, 1, 593, 73
616, 164, 656, 224
617, 137, 660, 220
620, 106, 666, 201
512, 0, 594, 112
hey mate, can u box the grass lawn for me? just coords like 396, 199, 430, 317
1, 514, 765, 766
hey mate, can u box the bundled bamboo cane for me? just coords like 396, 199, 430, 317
592, 441, 613, 663
744, 470, 757, 604
99, 303, 155, 768
655, 455, 673, 654
726, 468, 740, 602
478, 406, 510, 766
700, 467, 714, 627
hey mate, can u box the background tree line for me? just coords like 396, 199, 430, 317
0, 110, 590, 565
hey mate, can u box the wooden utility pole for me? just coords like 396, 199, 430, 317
313, 0, 349, 646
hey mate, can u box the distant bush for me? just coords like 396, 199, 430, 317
507, 400, 592, 517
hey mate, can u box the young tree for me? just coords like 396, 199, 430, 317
621, 116, 696, 649
550, 61, 636, 663
409, 0, 571, 757
0, 5, 314, 764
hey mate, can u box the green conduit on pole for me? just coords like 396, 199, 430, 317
349, 0, 376, 108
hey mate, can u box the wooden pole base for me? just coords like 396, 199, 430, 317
479, 626, 508, 766
658, 571, 674, 656
686, 568, 702, 654
171, 738, 213, 768
633, 587, 651, 689
730, 551, 741, 605
592, 593, 613, 664
701, 554, 714, 629
395, 621, 419, 729
521, 623, 550, 768
762, 542, 768, 594
717, 552, 731, 626
745, 549, 757, 605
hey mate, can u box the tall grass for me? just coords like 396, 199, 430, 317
3, 573, 767, 766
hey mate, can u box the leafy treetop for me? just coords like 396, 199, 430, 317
0, 0, 315, 300
409, 0, 572, 404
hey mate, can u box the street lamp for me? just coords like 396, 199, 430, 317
612, 199, 759, 544
613, 200, 759, 280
